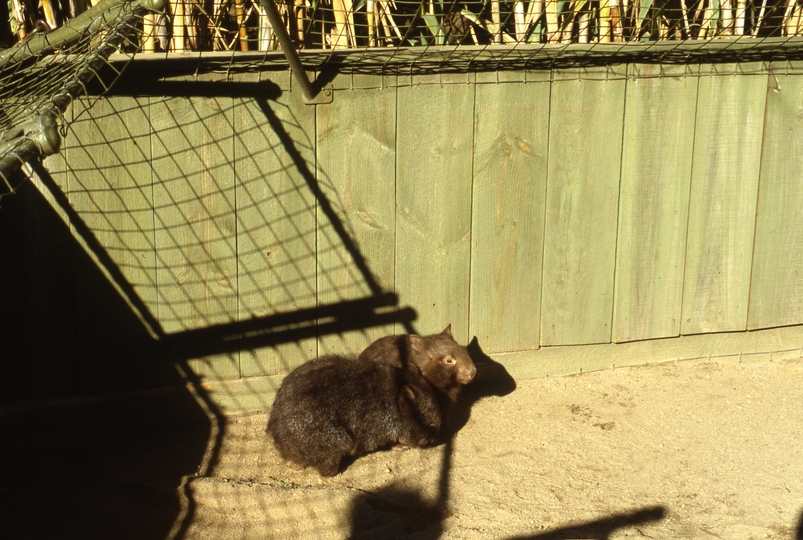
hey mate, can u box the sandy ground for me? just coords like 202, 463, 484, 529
4, 356, 803, 540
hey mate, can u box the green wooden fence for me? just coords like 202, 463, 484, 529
4, 58, 803, 401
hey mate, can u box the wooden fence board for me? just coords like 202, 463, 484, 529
66, 97, 165, 390
67, 98, 158, 331
316, 79, 398, 356
681, 66, 766, 334
150, 92, 240, 380
748, 68, 803, 329
396, 83, 474, 343
470, 77, 550, 353
234, 80, 319, 377
613, 66, 696, 342
541, 69, 626, 346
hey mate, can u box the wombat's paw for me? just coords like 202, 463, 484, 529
316, 462, 341, 477
286, 460, 304, 470
391, 444, 410, 452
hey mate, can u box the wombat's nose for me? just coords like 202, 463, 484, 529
459, 364, 477, 384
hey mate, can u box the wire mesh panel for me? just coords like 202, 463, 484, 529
0, 0, 163, 197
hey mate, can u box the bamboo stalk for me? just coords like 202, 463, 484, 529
514, 1, 526, 41
796, 2, 803, 34
600, 0, 612, 42
41, 0, 59, 29
379, 0, 402, 42
735, 0, 745, 35
678, 0, 691, 37
577, 9, 589, 42
469, 23, 478, 43
692, 0, 706, 38
367, 0, 376, 46
294, 0, 306, 47
491, 0, 501, 43
378, 5, 393, 44
558, 0, 577, 42
186, 0, 197, 50
258, 3, 273, 50
143, 12, 156, 52
331, 0, 350, 48
783, 0, 795, 35
721, 0, 733, 34
346, 0, 355, 47
755, 0, 768, 35
234, 0, 249, 50
702, 0, 714, 38
173, 0, 186, 52
545, 0, 559, 42
213, 0, 223, 49
525, 0, 543, 36
10, 0, 27, 40
612, 0, 623, 40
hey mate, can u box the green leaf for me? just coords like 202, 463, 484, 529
423, 13, 445, 45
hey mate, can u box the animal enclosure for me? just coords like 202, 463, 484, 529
3, 51, 803, 403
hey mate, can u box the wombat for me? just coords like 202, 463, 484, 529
267, 355, 441, 477
358, 325, 477, 411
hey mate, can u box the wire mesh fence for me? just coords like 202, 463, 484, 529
0, 0, 163, 197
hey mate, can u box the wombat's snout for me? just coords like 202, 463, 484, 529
458, 363, 477, 385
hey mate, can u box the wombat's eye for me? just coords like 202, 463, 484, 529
444, 356, 455, 365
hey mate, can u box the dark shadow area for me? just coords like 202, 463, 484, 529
0, 178, 215, 540
796, 510, 803, 540
507, 506, 666, 540
92, 72, 286, 99
0, 413, 212, 540
348, 484, 446, 539
347, 489, 664, 540
443, 337, 517, 439
0, 78, 418, 540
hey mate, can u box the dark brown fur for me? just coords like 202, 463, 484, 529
358, 325, 477, 412
267, 355, 441, 477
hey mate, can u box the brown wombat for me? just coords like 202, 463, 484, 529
358, 325, 477, 412
267, 355, 441, 477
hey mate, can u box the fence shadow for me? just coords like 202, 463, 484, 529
347, 488, 666, 540
445, 337, 517, 438
508, 506, 667, 540
0, 78, 417, 539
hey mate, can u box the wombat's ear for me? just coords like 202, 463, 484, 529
410, 334, 425, 351
442, 324, 453, 337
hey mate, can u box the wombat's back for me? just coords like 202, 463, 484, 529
267, 355, 440, 476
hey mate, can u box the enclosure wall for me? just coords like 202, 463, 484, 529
3, 59, 803, 402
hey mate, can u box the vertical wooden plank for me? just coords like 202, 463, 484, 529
396, 81, 474, 343
151, 89, 240, 381
66, 97, 169, 391
316, 75, 397, 356
470, 75, 550, 353
541, 67, 626, 346
748, 64, 803, 329
613, 65, 697, 342
67, 97, 158, 328
681, 64, 766, 334
235, 76, 318, 377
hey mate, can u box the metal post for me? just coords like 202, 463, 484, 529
258, 0, 317, 102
